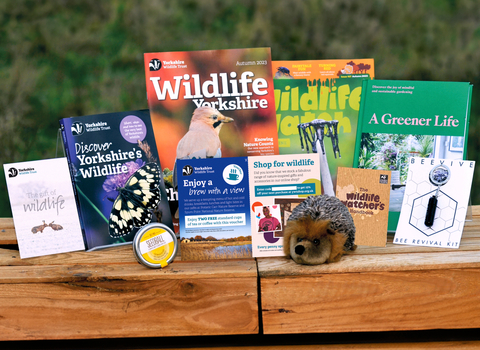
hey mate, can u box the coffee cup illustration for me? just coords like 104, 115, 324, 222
228, 169, 239, 180
223, 163, 244, 185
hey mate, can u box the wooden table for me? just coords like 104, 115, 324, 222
2, 207, 480, 348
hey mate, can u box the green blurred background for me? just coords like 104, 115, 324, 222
1, 0, 480, 217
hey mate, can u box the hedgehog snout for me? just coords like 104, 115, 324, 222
295, 245, 305, 255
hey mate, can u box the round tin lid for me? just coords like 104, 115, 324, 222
133, 223, 178, 268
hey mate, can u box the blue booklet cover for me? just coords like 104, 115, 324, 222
176, 154, 322, 259
176, 157, 252, 260
59, 110, 173, 250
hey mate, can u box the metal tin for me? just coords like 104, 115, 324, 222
133, 223, 178, 268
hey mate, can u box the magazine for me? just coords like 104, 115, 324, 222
3, 158, 85, 258
352, 80, 473, 231
144, 48, 279, 233
59, 110, 173, 250
272, 59, 374, 195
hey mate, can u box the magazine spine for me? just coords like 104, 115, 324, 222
59, 119, 89, 249
463, 84, 473, 159
352, 79, 369, 168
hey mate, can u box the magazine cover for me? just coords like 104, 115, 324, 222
272, 59, 374, 196
144, 48, 279, 232
59, 110, 173, 250
176, 157, 252, 260
336, 167, 391, 247
3, 158, 85, 258
394, 157, 475, 248
352, 80, 473, 232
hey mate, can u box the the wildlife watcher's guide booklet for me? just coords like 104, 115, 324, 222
394, 157, 475, 249
272, 59, 374, 196
176, 154, 321, 260
353, 80, 473, 232
336, 167, 391, 247
3, 158, 85, 259
144, 48, 279, 233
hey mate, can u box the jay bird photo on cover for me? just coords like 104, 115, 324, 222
173, 106, 234, 187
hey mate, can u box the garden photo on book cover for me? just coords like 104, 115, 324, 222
357, 133, 463, 213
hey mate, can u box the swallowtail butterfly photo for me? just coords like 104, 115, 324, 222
108, 162, 161, 238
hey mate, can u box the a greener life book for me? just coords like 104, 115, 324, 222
352, 80, 472, 232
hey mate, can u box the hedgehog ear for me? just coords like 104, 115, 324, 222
326, 221, 336, 235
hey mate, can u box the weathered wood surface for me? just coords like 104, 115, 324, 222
0, 218, 16, 245
0, 217, 258, 340
258, 206, 480, 334
2, 207, 480, 341
154, 342, 480, 350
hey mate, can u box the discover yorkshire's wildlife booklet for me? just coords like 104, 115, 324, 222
272, 59, 374, 196
336, 167, 391, 247
144, 48, 279, 233
394, 157, 475, 249
176, 153, 321, 260
3, 158, 85, 258
352, 80, 473, 232
59, 110, 173, 251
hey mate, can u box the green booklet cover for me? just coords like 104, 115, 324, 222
273, 59, 374, 196
353, 80, 473, 232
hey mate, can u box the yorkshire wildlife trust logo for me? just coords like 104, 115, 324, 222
71, 122, 85, 136
182, 165, 193, 176
7, 167, 18, 178
149, 59, 162, 71
379, 174, 389, 184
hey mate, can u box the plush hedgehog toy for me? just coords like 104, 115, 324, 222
284, 195, 356, 265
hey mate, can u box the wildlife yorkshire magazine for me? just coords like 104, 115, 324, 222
59, 110, 173, 251
144, 48, 279, 232
272, 59, 374, 196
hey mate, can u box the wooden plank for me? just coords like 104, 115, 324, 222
0, 275, 258, 340
152, 341, 480, 350
259, 206, 480, 334
0, 245, 136, 266
0, 259, 257, 283
0, 215, 259, 340
258, 248, 480, 276
260, 268, 480, 334
0, 218, 16, 245
0, 259, 258, 340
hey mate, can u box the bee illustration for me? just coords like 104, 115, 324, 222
31, 221, 48, 234
48, 221, 63, 231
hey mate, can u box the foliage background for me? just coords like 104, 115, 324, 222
1, 0, 480, 216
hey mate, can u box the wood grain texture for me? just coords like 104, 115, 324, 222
0, 276, 258, 340
1, 206, 480, 341
153, 341, 480, 350
0, 218, 16, 245
0, 259, 257, 283
259, 206, 480, 334
261, 268, 480, 334
0, 217, 258, 340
